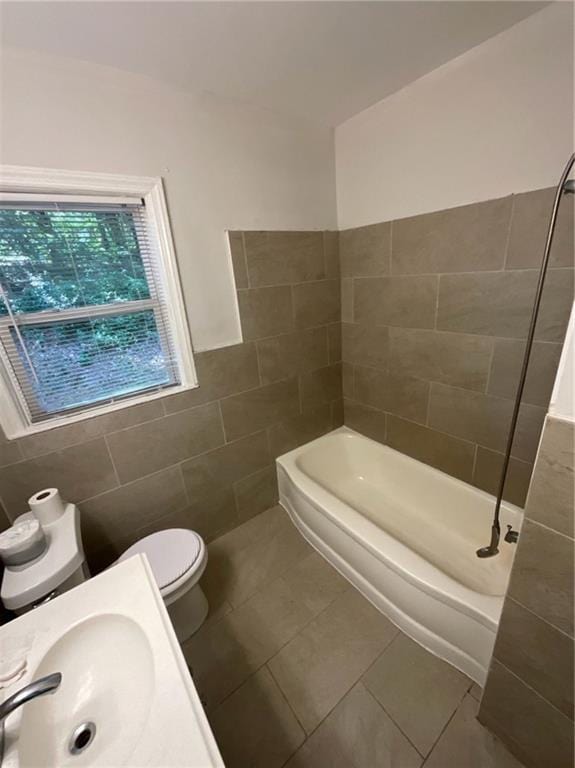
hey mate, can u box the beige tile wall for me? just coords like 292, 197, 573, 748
342, 188, 574, 505
0, 230, 342, 571
478, 415, 574, 768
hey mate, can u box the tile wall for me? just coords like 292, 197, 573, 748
479, 414, 574, 768
342, 188, 574, 505
0, 231, 341, 570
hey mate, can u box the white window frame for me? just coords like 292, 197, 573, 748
0, 165, 197, 439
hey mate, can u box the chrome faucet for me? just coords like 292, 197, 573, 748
0, 673, 62, 762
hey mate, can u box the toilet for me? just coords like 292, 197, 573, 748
0, 493, 209, 643
118, 528, 209, 642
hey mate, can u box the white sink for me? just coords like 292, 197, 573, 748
0, 556, 223, 767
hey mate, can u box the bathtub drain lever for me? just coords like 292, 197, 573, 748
504, 525, 519, 544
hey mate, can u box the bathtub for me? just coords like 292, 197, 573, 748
276, 427, 523, 685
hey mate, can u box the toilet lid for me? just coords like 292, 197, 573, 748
120, 529, 202, 590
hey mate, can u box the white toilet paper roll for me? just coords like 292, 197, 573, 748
28, 488, 66, 525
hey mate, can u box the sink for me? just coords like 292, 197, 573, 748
0, 555, 223, 768
18, 615, 154, 767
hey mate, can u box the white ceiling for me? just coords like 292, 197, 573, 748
0, 1, 547, 126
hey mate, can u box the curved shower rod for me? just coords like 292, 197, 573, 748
477, 153, 575, 558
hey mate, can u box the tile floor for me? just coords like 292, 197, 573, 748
183, 505, 525, 768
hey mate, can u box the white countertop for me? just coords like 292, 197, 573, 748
0, 555, 224, 767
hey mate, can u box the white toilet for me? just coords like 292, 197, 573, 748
118, 528, 209, 642
0, 490, 209, 643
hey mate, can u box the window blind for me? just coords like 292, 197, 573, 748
0, 198, 181, 423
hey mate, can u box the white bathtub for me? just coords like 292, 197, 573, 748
277, 427, 523, 685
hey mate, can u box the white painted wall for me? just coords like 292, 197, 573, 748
335, 4, 574, 229
0, 49, 336, 350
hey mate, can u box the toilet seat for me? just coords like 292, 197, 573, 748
119, 529, 207, 602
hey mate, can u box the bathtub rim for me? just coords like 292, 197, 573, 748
276, 426, 522, 633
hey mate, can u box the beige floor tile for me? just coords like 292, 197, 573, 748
268, 589, 398, 733
202, 506, 312, 609
209, 667, 305, 768
184, 551, 347, 709
285, 683, 422, 768
469, 683, 483, 702
363, 633, 470, 756
425, 694, 525, 768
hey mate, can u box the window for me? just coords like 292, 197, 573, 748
0, 168, 196, 438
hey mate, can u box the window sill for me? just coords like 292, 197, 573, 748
2, 383, 199, 440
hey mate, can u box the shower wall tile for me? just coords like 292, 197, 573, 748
471, 447, 533, 508
0, 428, 23, 468
354, 275, 438, 329
487, 339, 562, 408
233, 465, 278, 523
244, 231, 325, 287
339, 222, 391, 277
342, 322, 389, 371
388, 328, 493, 392
392, 196, 511, 274
493, 597, 573, 719
525, 416, 574, 538
267, 403, 333, 459
256, 326, 328, 385
343, 399, 387, 445
386, 415, 475, 482
323, 231, 340, 279
328, 323, 342, 363
507, 518, 574, 637
479, 661, 574, 768
220, 378, 300, 442
293, 279, 340, 330
428, 384, 545, 463
341, 278, 354, 322
437, 269, 574, 342
354, 366, 429, 425
300, 363, 342, 412
505, 188, 574, 270
237, 286, 294, 340
342, 185, 571, 508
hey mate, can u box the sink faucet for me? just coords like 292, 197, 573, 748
0, 673, 62, 763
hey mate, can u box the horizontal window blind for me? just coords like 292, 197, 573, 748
0, 199, 181, 422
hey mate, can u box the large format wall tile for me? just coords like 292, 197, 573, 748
0, 438, 118, 518
392, 196, 511, 275
163, 343, 260, 414
257, 327, 328, 385
389, 328, 493, 392
343, 399, 387, 445
342, 323, 389, 370
339, 222, 391, 277
428, 383, 545, 462
292, 280, 340, 329
487, 339, 562, 408
507, 519, 574, 636
354, 275, 438, 329
244, 231, 325, 287
220, 379, 300, 442
300, 364, 342, 412
525, 416, 574, 538
386, 415, 475, 482
228, 231, 249, 289
472, 447, 532, 507
181, 431, 270, 500
493, 597, 574, 719
354, 366, 429, 425
107, 402, 225, 484
479, 660, 574, 768
437, 269, 573, 341
267, 403, 332, 459
238, 286, 294, 340
506, 188, 574, 270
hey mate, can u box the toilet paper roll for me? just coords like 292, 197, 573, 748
28, 488, 66, 525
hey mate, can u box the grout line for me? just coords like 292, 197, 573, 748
103, 434, 122, 489
501, 195, 516, 271
483, 337, 497, 395
179, 462, 191, 505
433, 274, 440, 330
506, 595, 575, 638
471, 444, 479, 481
521, 515, 575, 543
240, 231, 251, 289
266, 662, 309, 737
388, 219, 393, 275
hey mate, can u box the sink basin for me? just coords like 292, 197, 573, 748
17, 614, 154, 767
